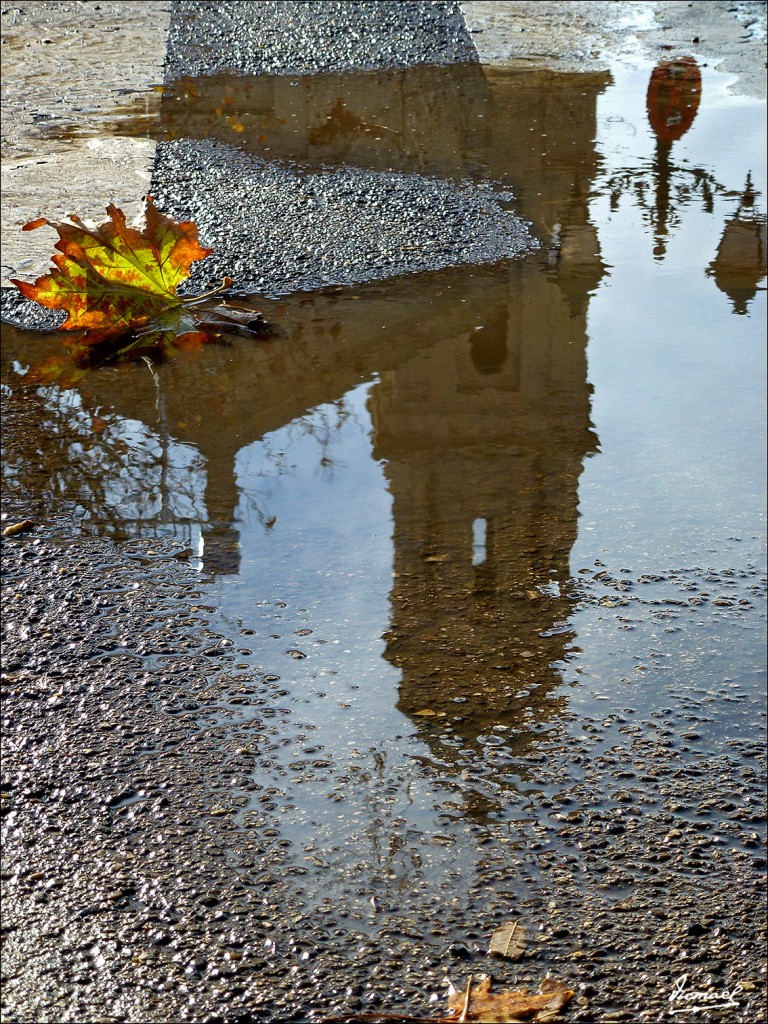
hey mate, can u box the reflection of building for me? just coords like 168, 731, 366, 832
361, 66, 607, 762
5, 64, 608, 776
706, 176, 767, 315
156, 64, 492, 179
153, 64, 609, 315
372, 260, 598, 758
481, 67, 609, 316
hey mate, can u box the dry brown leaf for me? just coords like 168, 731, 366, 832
446, 975, 574, 1023
319, 975, 574, 1024
489, 920, 528, 961
2, 520, 35, 537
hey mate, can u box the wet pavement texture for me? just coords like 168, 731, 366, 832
2, 503, 765, 1024
2, 2, 767, 1024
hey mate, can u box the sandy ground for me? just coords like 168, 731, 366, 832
0, 1, 171, 287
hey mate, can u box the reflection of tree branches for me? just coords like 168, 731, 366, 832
24, 385, 207, 537
291, 395, 356, 471
351, 745, 427, 877
603, 161, 720, 236
598, 151, 759, 262
608, 163, 719, 207
237, 393, 362, 526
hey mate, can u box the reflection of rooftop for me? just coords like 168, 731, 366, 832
98, 62, 610, 297
149, 63, 611, 204
706, 179, 767, 315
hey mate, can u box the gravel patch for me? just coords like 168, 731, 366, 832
163, 0, 478, 80
150, 138, 535, 297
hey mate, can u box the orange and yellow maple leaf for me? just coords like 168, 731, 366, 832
11, 196, 213, 339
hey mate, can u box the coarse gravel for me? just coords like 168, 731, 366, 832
163, 0, 479, 80
150, 138, 535, 298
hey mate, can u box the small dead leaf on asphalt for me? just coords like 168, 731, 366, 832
321, 974, 574, 1023
489, 920, 528, 960
446, 975, 574, 1022
2, 520, 35, 537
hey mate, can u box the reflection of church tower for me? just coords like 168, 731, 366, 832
371, 261, 597, 758
706, 175, 767, 315
370, 68, 608, 763
481, 67, 610, 317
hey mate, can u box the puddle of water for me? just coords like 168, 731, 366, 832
2, 59, 766, 911
561, 59, 766, 728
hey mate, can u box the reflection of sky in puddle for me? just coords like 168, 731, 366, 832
564, 63, 766, 719
221, 380, 400, 751
2, 59, 765, 904
232, 383, 389, 606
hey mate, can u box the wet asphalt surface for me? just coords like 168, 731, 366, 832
2, 3, 767, 1023
2, 453, 766, 1024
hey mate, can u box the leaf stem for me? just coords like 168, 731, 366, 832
178, 276, 234, 306
504, 921, 519, 957
459, 976, 473, 1024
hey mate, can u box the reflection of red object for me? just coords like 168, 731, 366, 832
647, 57, 702, 144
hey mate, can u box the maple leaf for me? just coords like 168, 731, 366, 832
9, 198, 275, 383
10, 196, 217, 341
